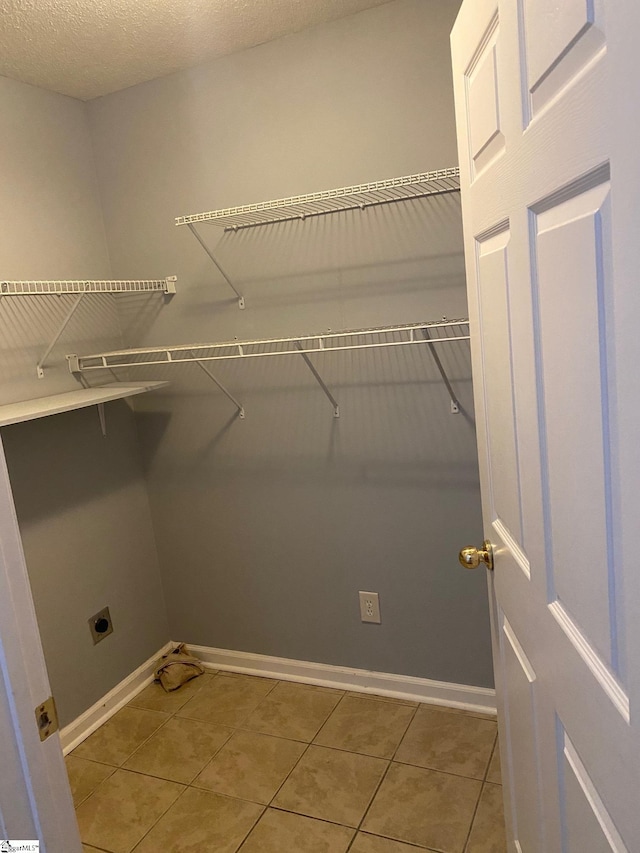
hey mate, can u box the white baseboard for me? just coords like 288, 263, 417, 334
60, 641, 173, 755
188, 644, 497, 716
60, 642, 496, 753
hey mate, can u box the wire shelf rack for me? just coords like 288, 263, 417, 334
67, 319, 470, 420
0, 277, 177, 377
0, 278, 177, 296
175, 168, 460, 231
68, 319, 470, 372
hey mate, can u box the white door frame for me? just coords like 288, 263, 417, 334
0, 433, 82, 852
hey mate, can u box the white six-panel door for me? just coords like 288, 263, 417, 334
452, 0, 640, 850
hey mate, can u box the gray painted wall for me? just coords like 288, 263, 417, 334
0, 77, 169, 725
88, 0, 493, 687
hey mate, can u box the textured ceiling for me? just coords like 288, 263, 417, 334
0, 0, 392, 101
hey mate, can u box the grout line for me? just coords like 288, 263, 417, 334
390, 757, 493, 784
231, 803, 266, 853
128, 785, 195, 852
389, 703, 420, 763
311, 690, 349, 744
461, 731, 499, 853
349, 702, 422, 842
65, 755, 117, 809
262, 680, 333, 807
484, 732, 499, 783
353, 757, 393, 830
462, 782, 486, 853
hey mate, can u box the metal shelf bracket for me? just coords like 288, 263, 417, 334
97, 403, 107, 437
295, 342, 339, 417
37, 287, 89, 378
186, 224, 245, 309
421, 326, 461, 413
196, 360, 245, 419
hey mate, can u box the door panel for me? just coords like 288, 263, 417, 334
532, 177, 617, 669
466, 14, 505, 178
560, 732, 628, 853
500, 614, 543, 852
521, 0, 605, 118
476, 227, 524, 547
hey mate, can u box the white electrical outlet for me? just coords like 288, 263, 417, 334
359, 591, 381, 624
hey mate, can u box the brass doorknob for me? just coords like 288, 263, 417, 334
459, 540, 494, 570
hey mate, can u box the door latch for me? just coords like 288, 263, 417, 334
35, 696, 59, 742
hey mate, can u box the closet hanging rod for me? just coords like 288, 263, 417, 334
175, 168, 460, 231
0, 278, 177, 296
67, 319, 470, 373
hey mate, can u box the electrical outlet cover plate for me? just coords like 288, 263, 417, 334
359, 591, 381, 624
89, 606, 114, 644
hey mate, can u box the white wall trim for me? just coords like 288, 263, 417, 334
60, 641, 172, 754
189, 644, 497, 715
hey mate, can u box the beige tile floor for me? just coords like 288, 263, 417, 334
67, 671, 507, 853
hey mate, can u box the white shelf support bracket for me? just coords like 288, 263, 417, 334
66, 354, 81, 374
164, 276, 177, 294
295, 342, 340, 418
37, 288, 88, 378
187, 224, 245, 309
97, 403, 107, 437
421, 328, 461, 414
196, 360, 245, 419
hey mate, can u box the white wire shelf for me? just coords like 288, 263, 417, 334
67, 319, 469, 418
176, 168, 460, 231
0, 278, 177, 296
68, 320, 470, 372
0, 277, 177, 377
0, 382, 169, 429
67, 320, 470, 420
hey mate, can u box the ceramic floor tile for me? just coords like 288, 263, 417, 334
128, 673, 215, 713
238, 808, 354, 853
395, 705, 497, 780
176, 673, 276, 726
350, 833, 431, 852
242, 681, 343, 742
124, 715, 233, 783
273, 744, 388, 828
314, 695, 415, 758
194, 729, 307, 804
133, 787, 264, 853
75, 768, 184, 853
486, 743, 502, 785
65, 755, 115, 807
362, 761, 481, 851
466, 783, 507, 853
73, 707, 169, 767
